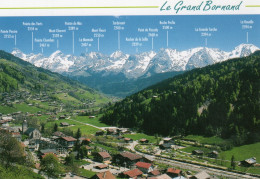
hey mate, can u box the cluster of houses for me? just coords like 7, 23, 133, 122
191, 150, 219, 159
0, 91, 31, 105
0, 91, 56, 106
0, 118, 42, 150
0, 106, 259, 179
38, 134, 93, 159
91, 150, 215, 179
95, 127, 132, 139
0, 89, 97, 114
0, 117, 92, 155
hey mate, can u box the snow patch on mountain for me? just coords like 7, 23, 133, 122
11, 44, 259, 79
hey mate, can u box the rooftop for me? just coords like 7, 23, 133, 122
167, 168, 181, 174
40, 149, 57, 154
61, 136, 77, 142
120, 152, 142, 161
124, 138, 132, 141
135, 161, 152, 169
155, 174, 171, 179
96, 164, 108, 169
98, 152, 111, 159
194, 171, 210, 179
123, 168, 143, 178
149, 169, 161, 176
52, 131, 65, 137
244, 157, 257, 164
96, 171, 116, 179
140, 138, 148, 142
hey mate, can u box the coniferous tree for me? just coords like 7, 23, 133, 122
75, 128, 81, 139
53, 123, 58, 132
231, 155, 236, 170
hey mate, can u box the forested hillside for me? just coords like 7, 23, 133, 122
0, 50, 89, 92
101, 51, 260, 145
0, 50, 109, 105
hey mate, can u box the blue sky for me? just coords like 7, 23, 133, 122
0, 15, 259, 56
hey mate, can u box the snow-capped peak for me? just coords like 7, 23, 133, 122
11, 48, 27, 60
11, 43, 259, 79
12, 48, 23, 54
234, 43, 258, 51
89, 51, 103, 59
148, 51, 156, 58
110, 50, 124, 58
230, 43, 259, 58
50, 50, 63, 57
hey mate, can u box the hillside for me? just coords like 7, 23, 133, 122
0, 50, 110, 109
101, 51, 260, 145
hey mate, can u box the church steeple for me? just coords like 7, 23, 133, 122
22, 120, 28, 134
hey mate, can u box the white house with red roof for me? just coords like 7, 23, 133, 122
135, 161, 153, 173
166, 168, 182, 178
57, 136, 77, 148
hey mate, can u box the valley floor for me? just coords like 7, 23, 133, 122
1, 91, 260, 179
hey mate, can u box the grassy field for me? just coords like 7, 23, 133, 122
246, 167, 260, 175
69, 124, 100, 135
44, 119, 100, 135
184, 135, 227, 145
44, 119, 78, 128
73, 115, 108, 127
77, 91, 111, 105
27, 100, 55, 111
55, 90, 111, 107
0, 164, 44, 179
55, 93, 81, 104
123, 133, 158, 143
220, 142, 260, 162
0, 103, 45, 114
74, 160, 91, 166
180, 146, 211, 154
78, 168, 96, 178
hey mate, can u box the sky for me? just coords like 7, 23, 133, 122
0, 15, 259, 56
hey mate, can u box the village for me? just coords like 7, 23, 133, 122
0, 90, 259, 179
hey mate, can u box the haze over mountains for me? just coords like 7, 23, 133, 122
12, 44, 259, 96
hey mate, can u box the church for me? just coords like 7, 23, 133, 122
22, 120, 41, 140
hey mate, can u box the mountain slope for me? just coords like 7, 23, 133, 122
101, 51, 260, 144
0, 50, 110, 106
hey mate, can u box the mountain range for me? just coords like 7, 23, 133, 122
11, 44, 259, 97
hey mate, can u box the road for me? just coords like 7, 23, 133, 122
67, 118, 105, 131
130, 142, 259, 179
